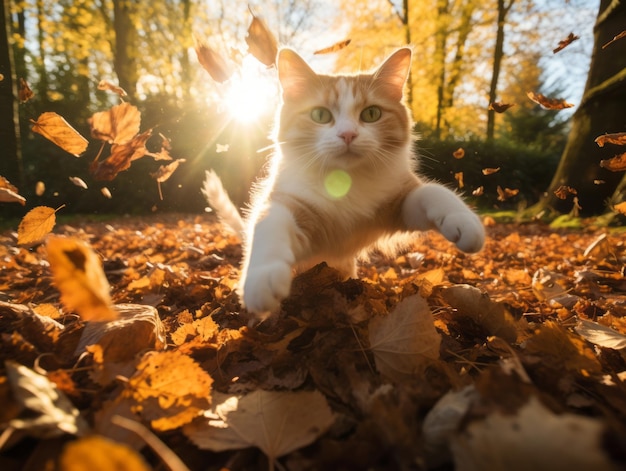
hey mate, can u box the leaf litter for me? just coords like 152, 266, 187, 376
1, 214, 626, 470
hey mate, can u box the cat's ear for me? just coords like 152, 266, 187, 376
374, 48, 412, 101
277, 48, 318, 100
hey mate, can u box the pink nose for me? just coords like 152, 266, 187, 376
338, 131, 358, 145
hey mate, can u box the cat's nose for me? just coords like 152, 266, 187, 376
338, 131, 358, 145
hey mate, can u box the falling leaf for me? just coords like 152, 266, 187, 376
31, 112, 89, 157
45, 235, 117, 322
184, 389, 334, 465
216, 143, 230, 153
151, 159, 186, 183
527, 91, 574, 110
482, 167, 500, 175
599, 152, 626, 171
0, 176, 26, 205
69, 176, 88, 189
18, 78, 34, 103
595, 132, 626, 147
35, 181, 45, 196
90, 130, 152, 181
553, 32, 579, 53
194, 40, 234, 83
489, 101, 514, 113
89, 102, 141, 145
497, 186, 519, 201
613, 201, 626, 215
313, 39, 352, 55
575, 318, 626, 350
554, 185, 577, 199
440, 284, 518, 343
369, 294, 441, 380
101, 187, 112, 199
472, 186, 484, 196
246, 7, 278, 67
59, 435, 151, 471
594, 179, 605, 184
453, 147, 465, 159
145, 133, 173, 161
17, 206, 59, 245
602, 29, 626, 49
454, 172, 464, 188
97, 80, 128, 97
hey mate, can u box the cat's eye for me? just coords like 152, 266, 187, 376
360, 105, 382, 123
310, 107, 333, 124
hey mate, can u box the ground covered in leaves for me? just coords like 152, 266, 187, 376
1, 213, 626, 470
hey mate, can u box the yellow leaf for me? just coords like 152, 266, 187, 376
30, 112, 89, 157
59, 436, 151, 471
46, 235, 117, 322
17, 206, 58, 245
613, 201, 626, 215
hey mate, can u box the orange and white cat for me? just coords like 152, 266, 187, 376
204, 47, 484, 316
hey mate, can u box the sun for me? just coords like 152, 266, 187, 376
222, 55, 277, 124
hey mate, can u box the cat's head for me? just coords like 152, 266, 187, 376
276, 48, 413, 171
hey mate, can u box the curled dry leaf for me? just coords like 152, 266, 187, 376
90, 130, 153, 181
194, 40, 234, 83
68, 176, 88, 189
454, 172, 464, 189
599, 152, 626, 172
151, 159, 186, 183
527, 91, 574, 110
17, 206, 58, 245
89, 102, 141, 145
482, 167, 500, 175
575, 318, 626, 350
246, 7, 278, 67
31, 112, 89, 157
595, 132, 626, 147
184, 389, 334, 464
553, 32, 579, 53
97, 80, 128, 97
453, 147, 465, 159
369, 294, 441, 381
46, 235, 117, 322
553, 185, 577, 199
59, 435, 151, 471
18, 78, 34, 103
472, 186, 484, 196
497, 186, 519, 201
602, 29, 626, 49
488, 101, 514, 113
0, 175, 26, 205
314, 39, 352, 55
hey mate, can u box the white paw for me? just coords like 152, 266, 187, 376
242, 261, 293, 314
437, 211, 485, 253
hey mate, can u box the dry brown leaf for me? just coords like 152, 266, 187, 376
454, 172, 464, 188
553, 185, 577, 199
527, 91, 574, 110
0, 176, 26, 205
124, 350, 213, 431
575, 318, 626, 350
184, 389, 334, 464
59, 435, 151, 471
602, 29, 626, 49
31, 112, 89, 157
440, 284, 518, 343
18, 78, 34, 103
369, 294, 441, 380
313, 39, 352, 55
453, 147, 465, 159
46, 235, 117, 322
89, 102, 141, 145
599, 152, 626, 172
97, 80, 128, 97
194, 40, 234, 83
595, 132, 626, 147
246, 7, 278, 67
472, 186, 484, 196
553, 32, 579, 53
69, 176, 88, 189
488, 101, 514, 113
497, 186, 519, 201
90, 130, 152, 181
17, 206, 58, 245
482, 167, 500, 175
151, 159, 185, 183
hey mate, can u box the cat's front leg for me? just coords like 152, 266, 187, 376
240, 203, 300, 315
401, 183, 485, 253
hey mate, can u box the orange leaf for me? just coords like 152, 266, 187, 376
89, 102, 141, 145
613, 201, 626, 216
246, 7, 278, 67
482, 167, 500, 175
313, 39, 352, 55
97, 79, 128, 97
453, 147, 465, 159
595, 132, 626, 147
19, 78, 34, 103
497, 186, 519, 201
553, 32, 579, 53
31, 112, 89, 157
17, 206, 59, 245
472, 186, 484, 196
46, 235, 117, 322
489, 101, 515, 113
554, 185, 577, 199
59, 435, 150, 471
194, 40, 234, 83
599, 152, 626, 172
527, 91, 574, 110
454, 172, 464, 188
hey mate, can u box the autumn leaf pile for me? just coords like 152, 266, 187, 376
0, 213, 625, 470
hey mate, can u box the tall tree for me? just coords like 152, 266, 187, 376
534, 0, 626, 216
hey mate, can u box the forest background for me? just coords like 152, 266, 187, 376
1, 0, 625, 220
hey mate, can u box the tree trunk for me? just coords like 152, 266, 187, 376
0, 0, 23, 185
433, 0, 449, 139
113, 0, 138, 100
535, 0, 626, 216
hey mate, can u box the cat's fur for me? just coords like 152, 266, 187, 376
203, 47, 484, 316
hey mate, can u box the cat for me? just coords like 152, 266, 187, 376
203, 47, 485, 317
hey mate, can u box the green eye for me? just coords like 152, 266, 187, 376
360, 105, 382, 123
310, 107, 333, 124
